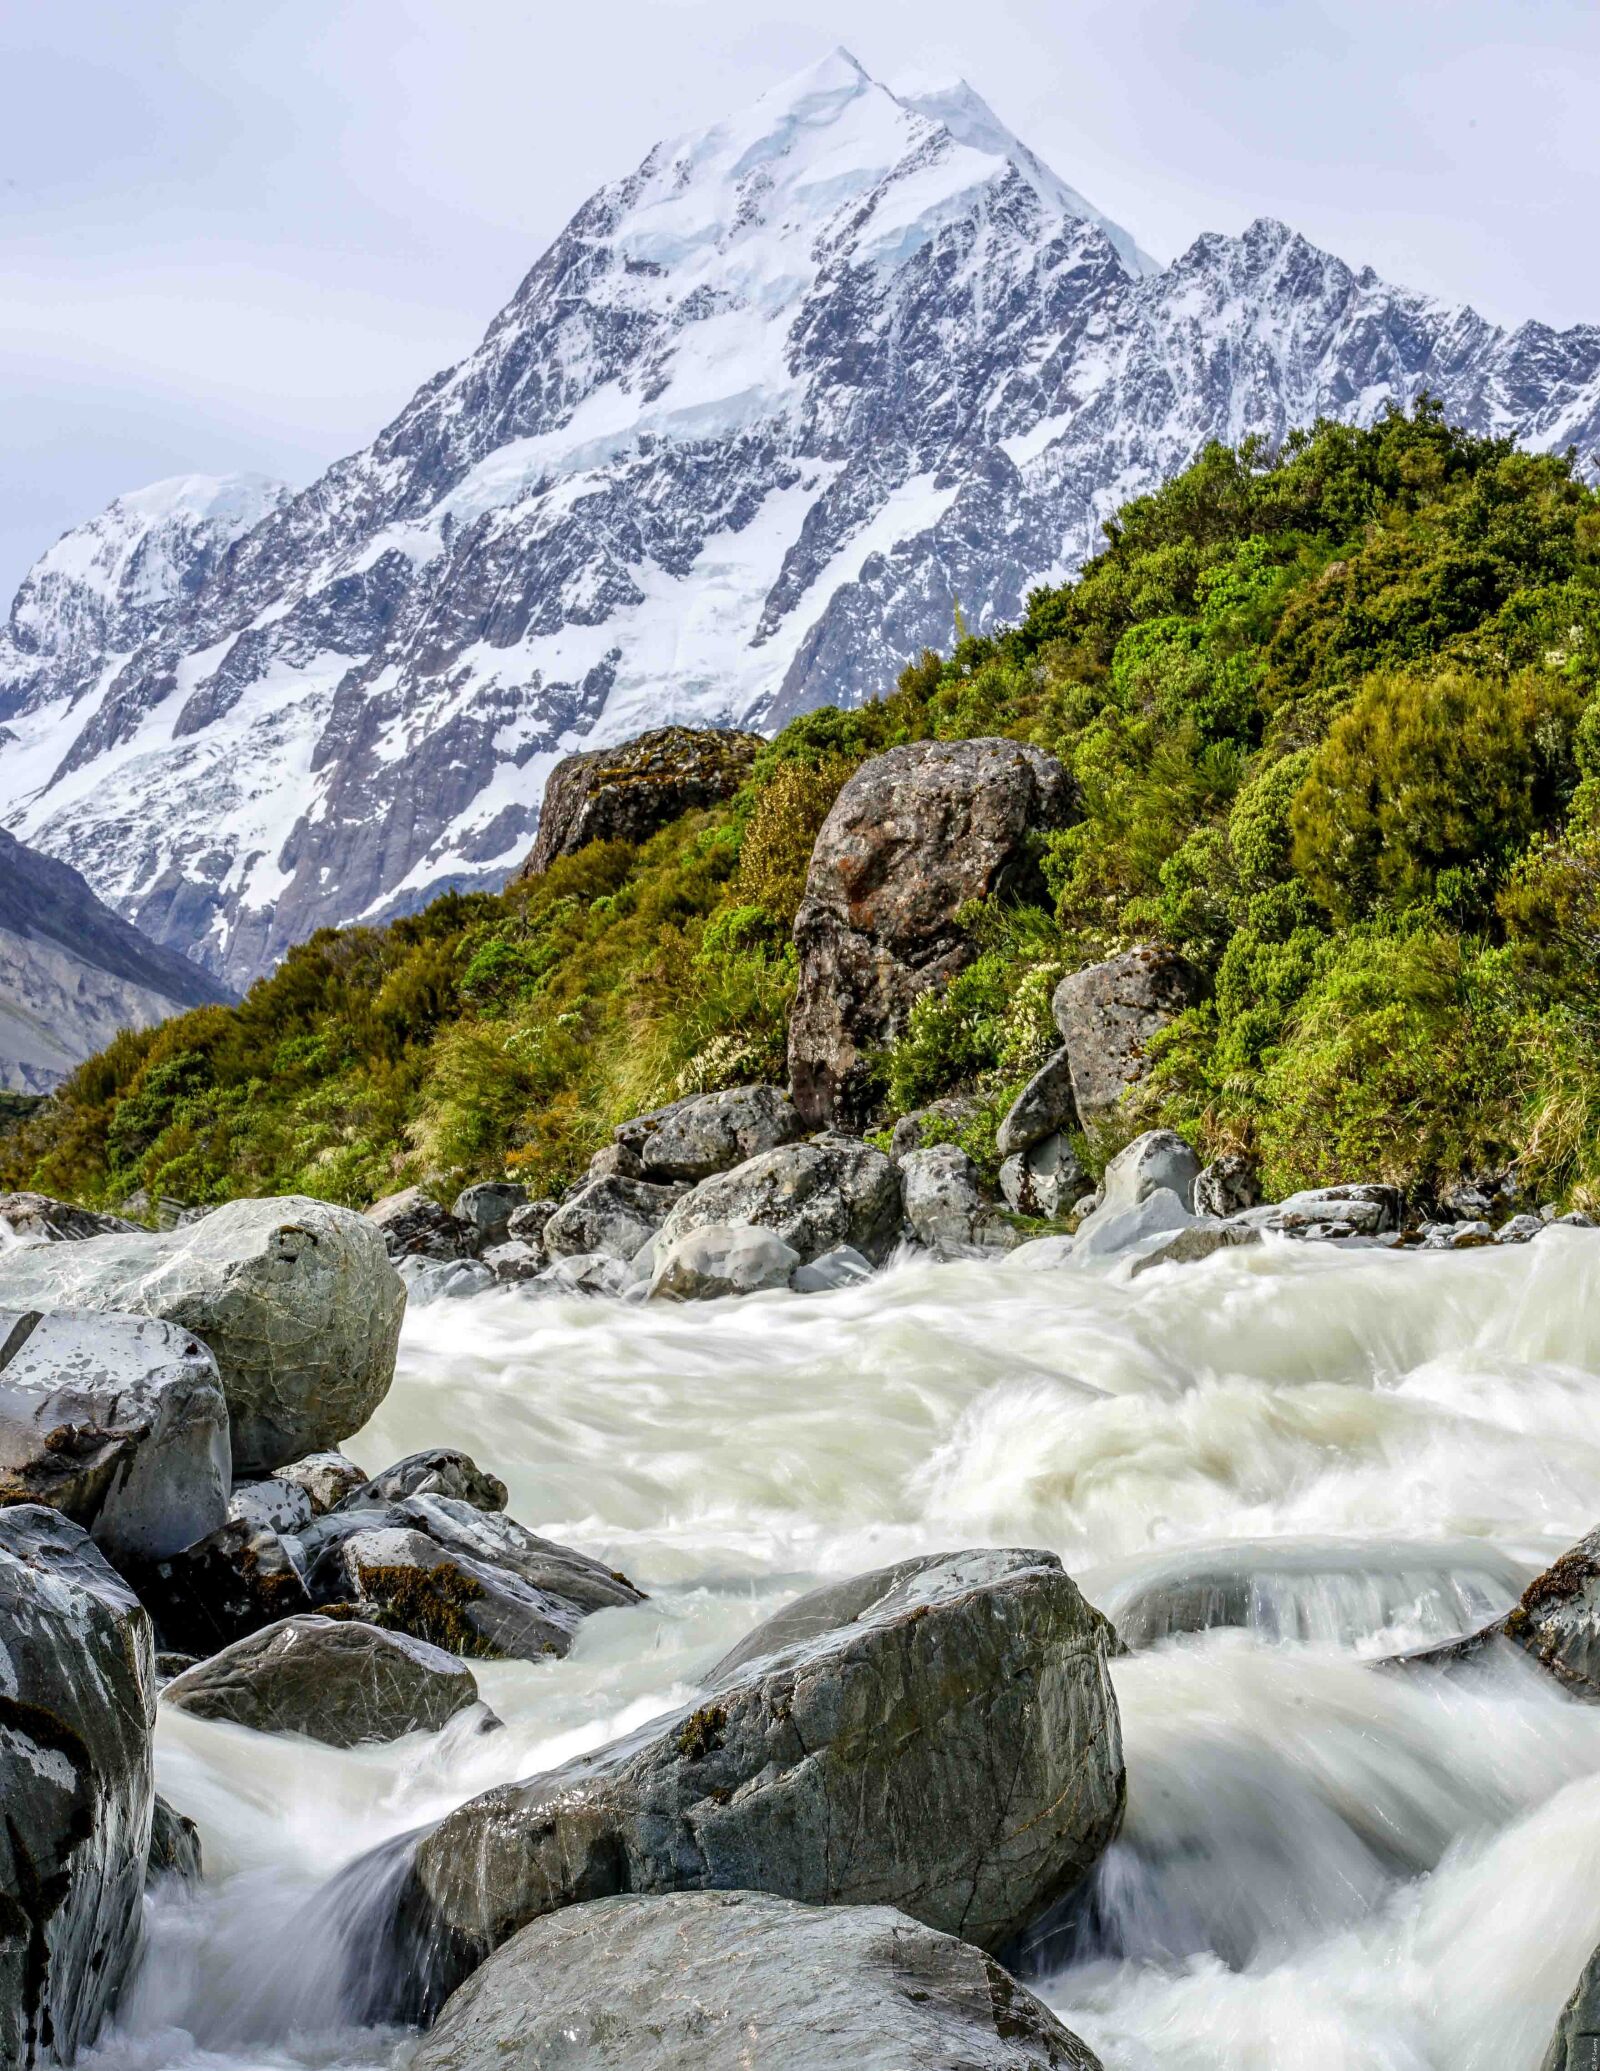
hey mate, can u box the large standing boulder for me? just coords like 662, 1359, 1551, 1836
1051, 945, 1200, 1132
516, 727, 763, 878
617, 1085, 805, 1183
0, 1197, 406, 1474
0, 1308, 230, 1561
1, 1505, 156, 2068
343, 1546, 1123, 2021
657, 1138, 902, 1266
409, 1891, 1103, 2071
542, 1177, 681, 1263
162, 1615, 484, 1746
789, 740, 1077, 1128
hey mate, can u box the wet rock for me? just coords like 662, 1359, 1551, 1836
1099, 1130, 1201, 1216
1051, 945, 1200, 1132
399, 1256, 495, 1304
275, 1449, 366, 1515
1072, 1188, 1195, 1266
995, 1049, 1078, 1158
648, 1224, 801, 1301
163, 1614, 484, 1746
481, 1240, 542, 1283
1542, 1943, 1600, 2071
504, 1199, 558, 1250
408, 1890, 1103, 2071
534, 1252, 631, 1298
1420, 1218, 1493, 1249
337, 1449, 508, 1515
1233, 1184, 1402, 1242
789, 1244, 874, 1293
1011, 1235, 1077, 1269
0, 1197, 406, 1475
1496, 1213, 1544, 1244
0, 1506, 156, 2068
543, 1176, 682, 1263
1127, 1220, 1264, 1277
1499, 1529, 1600, 1699
132, 1517, 313, 1656
1000, 1131, 1087, 1221
0, 1308, 231, 1562
900, 1145, 1018, 1255
449, 1183, 527, 1253
619, 1084, 805, 1183
658, 1138, 901, 1266
365, 1186, 467, 1261
1193, 1153, 1259, 1220
302, 1494, 642, 1663
147, 1794, 202, 1888
228, 1476, 315, 1537
790, 740, 1077, 1128
516, 726, 763, 878
347, 1546, 1122, 2021
0, 1192, 139, 1244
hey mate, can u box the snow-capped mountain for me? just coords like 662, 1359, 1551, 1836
4, 48, 1598, 989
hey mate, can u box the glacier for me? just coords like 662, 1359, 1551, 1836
2, 46, 1597, 989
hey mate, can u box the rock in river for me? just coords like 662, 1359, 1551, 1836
163, 1614, 484, 1746
1, 1505, 156, 2068
0, 1197, 405, 1475
409, 1890, 1103, 2071
0, 1307, 230, 1561
342, 1546, 1123, 2021
658, 1137, 901, 1266
647, 1223, 801, 1301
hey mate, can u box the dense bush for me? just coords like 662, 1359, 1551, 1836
8, 401, 1600, 1212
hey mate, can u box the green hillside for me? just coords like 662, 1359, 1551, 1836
8, 401, 1600, 1213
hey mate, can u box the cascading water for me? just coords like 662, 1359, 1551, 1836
86, 1229, 1600, 2069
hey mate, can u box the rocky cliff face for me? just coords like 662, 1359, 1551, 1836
3, 48, 1597, 989
0, 825, 231, 1092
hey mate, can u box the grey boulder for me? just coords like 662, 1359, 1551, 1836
543, 1177, 682, 1263
789, 739, 1077, 1128
1, 1506, 156, 2069
1098, 1130, 1201, 1216
0, 1193, 139, 1244
365, 1186, 467, 1261
0, 1197, 406, 1475
1233, 1184, 1402, 1241
132, 1517, 313, 1656
789, 1244, 875, 1293
1052, 945, 1200, 1131
163, 1614, 484, 1746
1000, 1131, 1087, 1221
1543, 1944, 1600, 2071
345, 1546, 1122, 2021
504, 1199, 557, 1250
995, 1048, 1079, 1158
1127, 1221, 1264, 1277
900, 1145, 1018, 1255
658, 1138, 901, 1266
409, 1890, 1102, 2071
534, 1251, 632, 1298
619, 1084, 805, 1183
338, 1449, 508, 1514
275, 1449, 366, 1515
147, 1795, 202, 1888
648, 1224, 801, 1301
449, 1183, 527, 1252
301, 1493, 643, 1663
1193, 1153, 1260, 1219
481, 1240, 542, 1283
0, 1307, 230, 1561
228, 1475, 314, 1537
1071, 1187, 1196, 1266
399, 1257, 495, 1303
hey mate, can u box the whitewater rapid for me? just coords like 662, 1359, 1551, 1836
89, 1229, 1600, 2070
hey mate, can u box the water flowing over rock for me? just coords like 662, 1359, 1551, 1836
0, 1307, 230, 1560
516, 728, 763, 878
617, 1084, 805, 1183
409, 1890, 1104, 2071
340, 1546, 1122, 2022
1051, 947, 1200, 1132
162, 1614, 484, 1746
789, 740, 1076, 1128
657, 1138, 902, 1265
146, 1795, 202, 1888
0, 1505, 156, 2068
0, 1197, 405, 1473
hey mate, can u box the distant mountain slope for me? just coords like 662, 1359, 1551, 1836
0, 825, 232, 1092
2, 47, 1597, 989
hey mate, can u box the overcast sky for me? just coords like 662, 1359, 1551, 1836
3, 0, 1596, 600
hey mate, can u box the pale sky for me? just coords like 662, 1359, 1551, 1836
3, 0, 1596, 600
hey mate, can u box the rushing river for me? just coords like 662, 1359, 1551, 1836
85, 1228, 1600, 2070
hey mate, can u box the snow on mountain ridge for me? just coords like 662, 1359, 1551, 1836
2, 50, 1598, 989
